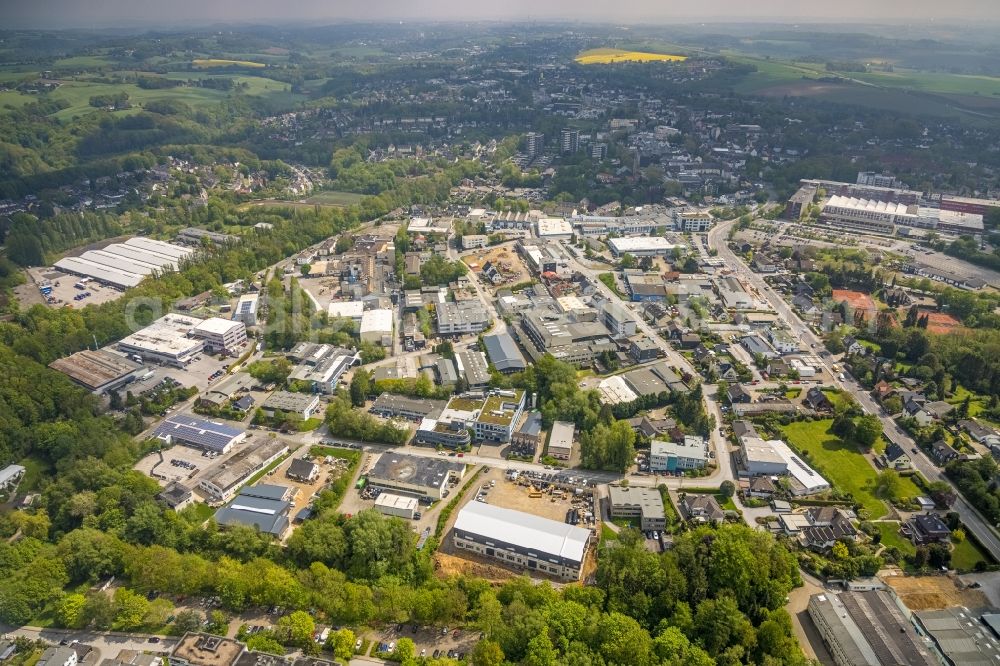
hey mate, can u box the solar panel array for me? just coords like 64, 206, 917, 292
153, 415, 244, 452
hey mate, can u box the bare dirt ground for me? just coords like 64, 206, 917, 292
884, 574, 990, 611
460, 244, 530, 288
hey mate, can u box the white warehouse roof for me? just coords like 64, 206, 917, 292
454, 501, 590, 564
360, 308, 393, 334
608, 236, 678, 254
328, 301, 365, 320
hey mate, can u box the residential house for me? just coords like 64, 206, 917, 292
727, 384, 753, 404
929, 439, 960, 465
924, 401, 955, 422
804, 387, 833, 412
960, 419, 1000, 448
679, 333, 702, 349
800, 507, 859, 552
716, 363, 739, 382
904, 513, 951, 545
746, 476, 777, 499
679, 494, 725, 523
286, 458, 320, 483
873, 380, 894, 403
843, 336, 867, 356
625, 415, 676, 439
880, 442, 912, 470
792, 293, 818, 315
767, 358, 791, 377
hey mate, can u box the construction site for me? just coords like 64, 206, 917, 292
460, 243, 531, 288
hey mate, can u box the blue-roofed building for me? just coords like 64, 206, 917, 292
152, 415, 246, 454
483, 332, 527, 373
213, 484, 293, 538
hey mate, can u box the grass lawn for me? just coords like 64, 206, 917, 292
600, 523, 619, 542
781, 420, 921, 519
875, 521, 915, 557
952, 536, 993, 571
303, 191, 367, 206
784, 388, 802, 399
947, 384, 989, 418
597, 273, 626, 299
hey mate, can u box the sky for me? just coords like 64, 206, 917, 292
3, 0, 1000, 28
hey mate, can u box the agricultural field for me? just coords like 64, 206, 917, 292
575, 48, 687, 65
780, 419, 921, 519
192, 58, 266, 69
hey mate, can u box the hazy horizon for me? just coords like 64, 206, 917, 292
3, 0, 1000, 30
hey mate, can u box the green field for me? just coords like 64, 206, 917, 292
846, 69, 1000, 97
52, 55, 115, 69
780, 420, 920, 519
303, 191, 367, 206
0, 90, 35, 111
952, 534, 993, 571
42, 75, 300, 121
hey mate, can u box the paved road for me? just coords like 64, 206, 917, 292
708, 217, 1000, 561
3, 626, 176, 662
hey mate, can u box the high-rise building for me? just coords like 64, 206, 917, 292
591, 142, 608, 160
560, 128, 579, 154
525, 132, 544, 158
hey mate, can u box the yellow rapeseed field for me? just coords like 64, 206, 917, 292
192, 59, 266, 69
575, 48, 687, 65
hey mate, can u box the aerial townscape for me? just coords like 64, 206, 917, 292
3, 4, 1000, 666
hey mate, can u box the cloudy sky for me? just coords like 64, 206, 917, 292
3, 0, 1000, 28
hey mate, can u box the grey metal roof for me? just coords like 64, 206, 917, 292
213, 486, 290, 536
457, 350, 491, 386
517, 411, 543, 437
483, 332, 527, 372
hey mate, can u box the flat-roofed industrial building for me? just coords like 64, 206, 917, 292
547, 421, 575, 460
808, 592, 936, 666
117, 313, 205, 366
49, 349, 144, 394
608, 486, 667, 531
192, 318, 247, 355
197, 439, 288, 502
233, 294, 259, 326
152, 415, 246, 454
452, 501, 591, 581
367, 453, 464, 500
374, 492, 419, 519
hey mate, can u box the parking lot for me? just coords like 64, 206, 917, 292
120, 352, 235, 395
135, 442, 212, 486
369, 625, 480, 662
24, 267, 127, 310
